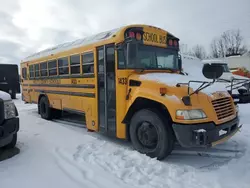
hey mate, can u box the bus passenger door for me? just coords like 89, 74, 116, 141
97, 44, 116, 135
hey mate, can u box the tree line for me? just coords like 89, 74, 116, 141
181, 29, 249, 60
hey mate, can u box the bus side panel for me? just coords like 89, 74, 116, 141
115, 69, 133, 139
30, 86, 39, 104
20, 64, 31, 103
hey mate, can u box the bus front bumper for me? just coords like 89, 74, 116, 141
172, 117, 241, 148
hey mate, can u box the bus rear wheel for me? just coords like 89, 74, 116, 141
129, 109, 174, 160
39, 96, 52, 120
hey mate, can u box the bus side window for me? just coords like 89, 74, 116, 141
106, 47, 115, 73
22, 68, 27, 80
82, 52, 94, 74
118, 49, 126, 69
35, 64, 40, 77
98, 49, 104, 73
48, 60, 57, 76
58, 57, 69, 75
29, 65, 34, 78
40, 62, 48, 77
70, 55, 80, 74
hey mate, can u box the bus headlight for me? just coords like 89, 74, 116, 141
4, 101, 16, 119
176, 109, 207, 120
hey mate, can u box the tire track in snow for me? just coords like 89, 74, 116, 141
71, 140, 211, 188
53, 147, 132, 188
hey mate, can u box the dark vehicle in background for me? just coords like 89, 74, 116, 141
0, 91, 19, 149
0, 64, 20, 99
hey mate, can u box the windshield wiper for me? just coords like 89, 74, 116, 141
135, 68, 146, 73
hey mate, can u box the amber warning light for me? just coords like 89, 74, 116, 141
160, 88, 167, 96
168, 39, 179, 47
128, 31, 142, 41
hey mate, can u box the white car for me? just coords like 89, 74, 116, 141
0, 90, 19, 149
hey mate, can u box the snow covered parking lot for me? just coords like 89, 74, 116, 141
0, 95, 250, 188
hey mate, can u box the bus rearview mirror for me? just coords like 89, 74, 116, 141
202, 63, 223, 80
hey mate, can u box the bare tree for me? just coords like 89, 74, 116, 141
210, 38, 220, 58
190, 45, 207, 59
210, 29, 248, 58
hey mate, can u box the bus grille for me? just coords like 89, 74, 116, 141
212, 97, 234, 120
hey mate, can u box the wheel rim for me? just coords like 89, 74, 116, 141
137, 121, 158, 149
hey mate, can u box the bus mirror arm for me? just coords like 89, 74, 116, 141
178, 55, 182, 71
177, 80, 215, 106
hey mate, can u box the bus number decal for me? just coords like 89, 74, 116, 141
118, 78, 127, 85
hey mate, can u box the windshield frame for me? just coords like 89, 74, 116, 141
117, 43, 180, 71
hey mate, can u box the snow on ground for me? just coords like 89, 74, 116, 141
0, 95, 250, 188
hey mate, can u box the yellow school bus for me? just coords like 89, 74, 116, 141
20, 24, 241, 160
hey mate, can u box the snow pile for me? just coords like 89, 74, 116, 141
65, 140, 208, 188
140, 73, 228, 95
0, 90, 11, 101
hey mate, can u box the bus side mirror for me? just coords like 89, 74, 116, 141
202, 63, 223, 80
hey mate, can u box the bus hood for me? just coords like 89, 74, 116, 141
139, 72, 228, 96
0, 90, 11, 101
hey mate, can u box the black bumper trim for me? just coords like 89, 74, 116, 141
231, 93, 250, 104
172, 117, 241, 148
0, 118, 19, 143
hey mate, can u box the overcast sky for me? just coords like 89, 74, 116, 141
0, 0, 249, 65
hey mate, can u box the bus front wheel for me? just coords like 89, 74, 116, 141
129, 109, 174, 160
39, 96, 52, 120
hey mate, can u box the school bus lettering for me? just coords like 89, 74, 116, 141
20, 24, 240, 161
33, 79, 61, 85
143, 32, 167, 44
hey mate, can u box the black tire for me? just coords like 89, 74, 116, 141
39, 96, 52, 120
3, 133, 17, 149
129, 109, 175, 160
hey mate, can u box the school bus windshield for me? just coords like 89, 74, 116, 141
125, 44, 179, 70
